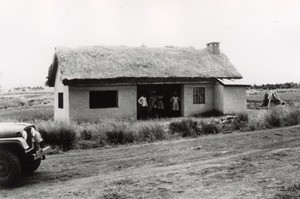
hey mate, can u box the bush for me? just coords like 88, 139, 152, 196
264, 107, 285, 128
137, 122, 166, 142
283, 108, 300, 126
37, 121, 78, 151
169, 119, 200, 137
105, 124, 134, 145
236, 112, 249, 123
80, 129, 92, 140
247, 117, 266, 131
199, 120, 220, 135
232, 112, 249, 131
104, 122, 166, 144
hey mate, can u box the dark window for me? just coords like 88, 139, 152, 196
58, 92, 63, 109
90, 90, 118, 108
193, 87, 205, 104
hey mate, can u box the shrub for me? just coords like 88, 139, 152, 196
80, 129, 92, 140
283, 108, 300, 126
264, 107, 285, 128
199, 120, 220, 135
232, 112, 249, 131
169, 119, 200, 137
37, 121, 78, 151
247, 117, 266, 131
105, 124, 134, 145
137, 122, 167, 142
236, 112, 249, 123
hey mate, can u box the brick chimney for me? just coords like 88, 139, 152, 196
206, 42, 220, 55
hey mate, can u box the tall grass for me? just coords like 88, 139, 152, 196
283, 109, 300, 126
2, 101, 299, 151
263, 107, 300, 128
169, 119, 200, 137
37, 121, 78, 151
28, 106, 300, 151
199, 120, 220, 135
35, 120, 168, 150
169, 119, 221, 137
232, 112, 249, 131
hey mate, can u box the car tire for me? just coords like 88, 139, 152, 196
22, 158, 41, 175
0, 149, 21, 186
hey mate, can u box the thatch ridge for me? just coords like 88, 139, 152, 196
47, 45, 242, 86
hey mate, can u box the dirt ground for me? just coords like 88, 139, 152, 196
1, 125, 300, 199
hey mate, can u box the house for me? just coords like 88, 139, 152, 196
46, 42, 248, 122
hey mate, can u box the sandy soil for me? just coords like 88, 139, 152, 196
1, 125, 300, 199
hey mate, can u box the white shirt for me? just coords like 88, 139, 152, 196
138, 96, 148, 107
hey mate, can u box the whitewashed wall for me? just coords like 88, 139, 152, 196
182, 83, 214, 116
213, 84, 224, 113
54, 71, 69, 122
223, 86, 247, 114
69, 85, 137, 121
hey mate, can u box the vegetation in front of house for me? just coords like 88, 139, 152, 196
32, 106, 300, 151
1, 98, 300, 151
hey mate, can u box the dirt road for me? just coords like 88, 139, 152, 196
1, 125, 300, 198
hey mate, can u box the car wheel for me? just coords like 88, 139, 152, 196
0, 150, 21, 186
22, 158, 41, 175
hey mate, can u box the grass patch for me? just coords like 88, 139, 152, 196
264, 107, 285, 128
283, 108, 300, 126
274, 182, 300, 199
232, 112, 249, 131
263, 107, 300, 128
28, 106, 300, 151
199, 120, 220, 135
37, 121, 78, 151
169, 119, 200, 137
36, 120, 168, 150
136, 122, 167, 142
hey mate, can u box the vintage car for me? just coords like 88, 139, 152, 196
0, 123, 50, 185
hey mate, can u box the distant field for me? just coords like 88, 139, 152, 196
0, 106, 53, 122
0, 90, 53, 110
247, 88, 300, 109
0, 89, 54, 122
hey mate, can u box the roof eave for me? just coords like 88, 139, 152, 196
63, 76, 242, 86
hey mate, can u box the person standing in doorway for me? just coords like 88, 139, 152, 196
148, 90, 158, 118
157, 94, 164, 118
138, 91, 148, 119
170, 92, 180, 116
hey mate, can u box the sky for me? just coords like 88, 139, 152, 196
0, 0, 299, 88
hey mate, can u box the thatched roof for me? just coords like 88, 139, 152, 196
47, 45, 242, 86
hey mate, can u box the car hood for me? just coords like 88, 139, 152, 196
0, 123, 34, 138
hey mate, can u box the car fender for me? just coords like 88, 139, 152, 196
0, 138, 30, 150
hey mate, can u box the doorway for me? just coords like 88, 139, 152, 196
137, 84, 182, 119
